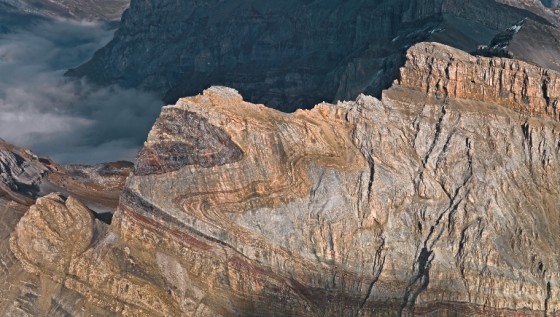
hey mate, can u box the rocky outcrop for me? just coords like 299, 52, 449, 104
0, 142, 131, 316
10, 42, 560, 316
0, 141, 50, 204
400, 42, 560, 119
67, 0, 547, 111
10, 194, 96, 276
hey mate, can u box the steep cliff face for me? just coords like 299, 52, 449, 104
498, 0, 560, 25
68, 0, 548, 111
400, 42, 560, 119
10, 42, 560, 316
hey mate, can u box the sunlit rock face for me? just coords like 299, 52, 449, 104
0, 140, 131, 316
68, 0, 549, 111
10, 42, 559, 316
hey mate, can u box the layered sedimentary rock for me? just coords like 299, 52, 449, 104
10, 42, 560, 316
0, 141, 50, 204
401, 42, 560, 119
67, 0, 548, 111
0, 141, 131, 316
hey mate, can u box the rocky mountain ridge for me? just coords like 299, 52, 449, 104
477, 18, 560, 74
68, 0, 552, 111
401, 42, 560, 120
4, 42, 559, 316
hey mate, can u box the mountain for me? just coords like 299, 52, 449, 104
0, 2, 45, 33
0, 0, 129, 21
4, 41, 559, 316
477, 18, 560, 74
67, 0, 553, 111
0, 140, 132, 315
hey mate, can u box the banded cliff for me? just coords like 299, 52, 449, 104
7, 42, 560, 316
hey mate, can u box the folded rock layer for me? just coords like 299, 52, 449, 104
9, 42, 560, 316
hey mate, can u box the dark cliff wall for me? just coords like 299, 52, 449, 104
68, 0, 548, 111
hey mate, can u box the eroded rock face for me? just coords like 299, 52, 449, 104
135, 107, 243, 175
109, 82, 560, 316
0, 142, 130, 316
10, 194, 95, 275
400, 42, 560, 119
67, 0, 547, 111
0, 141, 50, 204
8, 43, 560, 316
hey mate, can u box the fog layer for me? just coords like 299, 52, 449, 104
0, 18, 161, 163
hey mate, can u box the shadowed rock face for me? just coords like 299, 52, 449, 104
477, 18, 560, 74
8, 43, 560, 316
498, 0, 560, 25
67, 0, 549, 111
0, 142, 50, 204
0, 0, 129, 20
135, 107, 244, 175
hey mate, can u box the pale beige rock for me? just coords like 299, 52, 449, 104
10, 193, 95, 275
399, 42, 560, 119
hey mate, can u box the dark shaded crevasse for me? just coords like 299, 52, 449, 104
544, 281, 551, 317
400, 247, 434, 316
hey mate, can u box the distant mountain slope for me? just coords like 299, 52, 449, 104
0, 0, 129, 21
0, 2, 45, 33
477, 18, 560, 72
67, 0, 553, 111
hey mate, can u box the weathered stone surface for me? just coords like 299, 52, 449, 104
0, 141, 131, 316
135, 106, 243, 175
6, 43, 560, 316
0, 141, 50, 204
108, 82, 560, 316
10, 193, 95, 275
400, 42, 560, 119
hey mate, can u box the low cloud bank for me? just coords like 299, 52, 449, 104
0, 18, 162, 163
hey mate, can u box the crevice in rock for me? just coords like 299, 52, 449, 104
399, 247, 434, 316
424, 100, 448, 168
415, 99, 448, 192
544, 281, 551, 317
366, 154, 376, 200
357, 238, 385, 314
92, 211, 113, 225
542, 76, 551, 108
